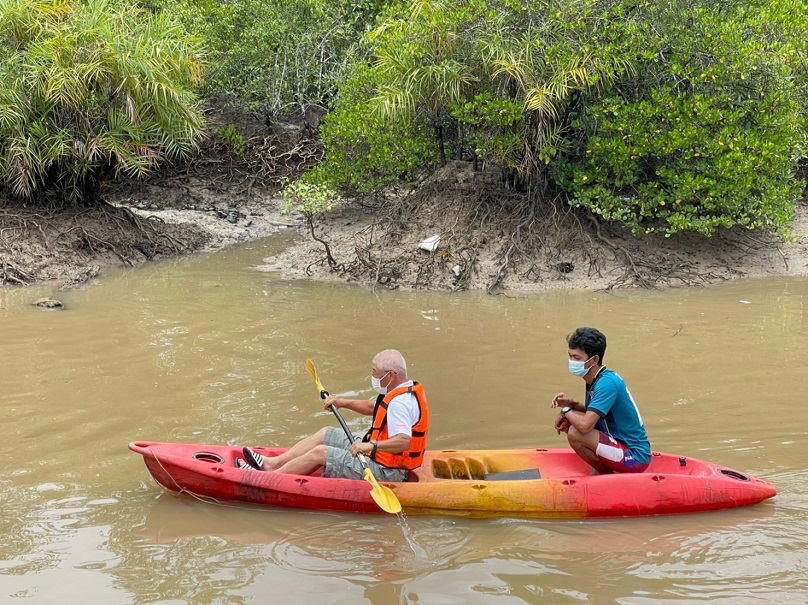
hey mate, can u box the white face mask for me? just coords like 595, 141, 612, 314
371, 371, 391, 395
568, 356, 594, 377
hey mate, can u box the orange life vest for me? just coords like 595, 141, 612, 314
363, 382, 429, 470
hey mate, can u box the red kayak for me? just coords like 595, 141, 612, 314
129, 441, 776, 518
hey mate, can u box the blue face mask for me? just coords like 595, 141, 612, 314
569, 356, 594, 377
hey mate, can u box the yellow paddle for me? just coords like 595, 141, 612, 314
305, 359, 402, 514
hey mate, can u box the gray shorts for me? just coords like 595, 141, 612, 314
322, 426, 407, 482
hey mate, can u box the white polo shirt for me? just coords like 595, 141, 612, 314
385, 380, 420, 437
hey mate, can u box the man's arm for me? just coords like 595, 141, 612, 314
324, 396, 375, 416
562, 408, 601, 433
351, 433, 410, 457
566, 377, 617, 433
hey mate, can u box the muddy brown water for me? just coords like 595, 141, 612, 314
1, 235, 807, 604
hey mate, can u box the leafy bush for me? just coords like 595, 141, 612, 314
279, 176, 342, 267
558, 0, 805, 236
306, 62, 439, 194
312, 0, 628, 193
0, 0, 205, 205
218, 124, 246, 156
450, 93, 525, 171
142, 0, 390, 115
312, 0, 804, 237
280, 177, 341, 217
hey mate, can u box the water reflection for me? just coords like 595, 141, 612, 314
127, 489, 794, 605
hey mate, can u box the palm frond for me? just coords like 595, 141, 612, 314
0, 0, 205, 203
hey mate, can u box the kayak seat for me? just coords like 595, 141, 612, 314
449, 458, 474, 479
429, 457, 493, 480
484, 468, 541, 481
430, 458, 542, 481
430, 458, 473, 479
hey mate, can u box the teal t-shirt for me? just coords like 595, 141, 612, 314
585, 368, 651, 465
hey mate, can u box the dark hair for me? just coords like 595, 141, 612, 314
567, 327, 607, 362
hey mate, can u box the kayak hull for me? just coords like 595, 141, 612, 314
129, 441, 776, 518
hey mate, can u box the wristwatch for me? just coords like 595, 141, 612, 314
561, 406, 572, 415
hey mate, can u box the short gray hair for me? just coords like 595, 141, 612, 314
373, 349, 407, 378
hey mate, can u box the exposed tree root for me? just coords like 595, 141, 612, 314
0, 200, 208, 287
134, 128, 325, 201
588, 214, 655, 289
291, 161, 795, 293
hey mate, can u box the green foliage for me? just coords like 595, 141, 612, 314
0, 0, 205, 205
558, 0, 804, 236
315, 0, 631, 192
122, 0, 805, 239
312, 0, 803, 237
279, 176, 341, 217
479, 0, 633, 173
759, 0, 808, 149
218, 124, 246, 156
279, 175, 343, 268
143, 0, 390, 114
306, 62, 439, 194
369, 0, 482, 123
450, 93, 524, 170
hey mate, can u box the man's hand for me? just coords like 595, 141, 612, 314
551, 392, 575, 409
555, 414, 570, 434
324, 395, 341, 411
350, 441, 372, 457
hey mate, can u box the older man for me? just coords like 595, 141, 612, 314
241, 349, 429, 481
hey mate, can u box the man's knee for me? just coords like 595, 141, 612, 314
567, 426, 584, 446
567, 427, 597, 451
308, 444, 330, 464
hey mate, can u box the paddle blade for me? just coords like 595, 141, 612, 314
305, 358, 327, 398
363, 468, 402, 514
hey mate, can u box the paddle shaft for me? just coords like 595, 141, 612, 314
319, 388, 373, 471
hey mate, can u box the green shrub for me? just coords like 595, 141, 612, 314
312, 0, 629, 195
558, 1, 804, 236
143, 0, 390, 114
279, 176, 342, 267
280, 177, 341, 216
218, 124, 246, 156
306, 62, 439, 194
0, 0, 205, 205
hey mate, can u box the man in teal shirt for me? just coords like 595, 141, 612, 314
551, 327, 651, 474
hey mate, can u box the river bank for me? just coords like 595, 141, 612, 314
2, 110, 807, 293
255, 162, 808, 293
3, 172, 807, 295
